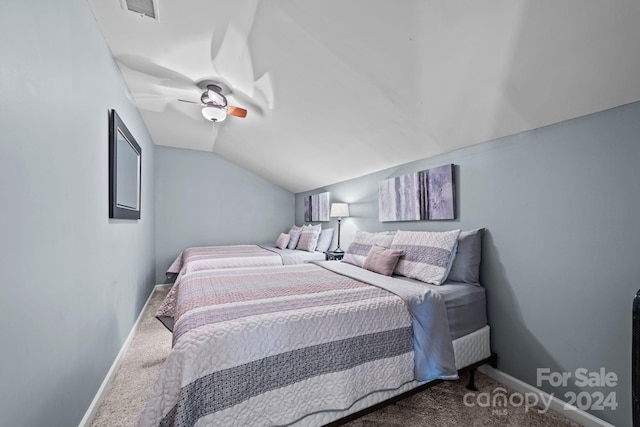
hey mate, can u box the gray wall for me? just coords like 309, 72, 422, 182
296, 102, 640, 427
155, 146, 294, 282
0, 1, 156, 426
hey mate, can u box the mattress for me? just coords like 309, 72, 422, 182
415, 279, 486, 340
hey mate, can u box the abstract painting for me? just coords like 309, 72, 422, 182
304, 191, 330, 222
378, 172, 427, 221
427, 164, 455, 220
378, 164, 455, 221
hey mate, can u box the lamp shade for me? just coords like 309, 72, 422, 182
330, 203, 349, 218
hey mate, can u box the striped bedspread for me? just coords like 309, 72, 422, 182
166, 245, 326, 280
141, 262, 456, 427
166, 245, 283, 277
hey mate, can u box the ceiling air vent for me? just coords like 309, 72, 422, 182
121, 0, 158, 20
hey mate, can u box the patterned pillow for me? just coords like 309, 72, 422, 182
287, 226, 303, 249
315, 228, 334, 252
304, 223, 322, 232
343, 230, 396, 268
275, 233, 290, 249
362, 246, 404, 276
447, 228, 484, 284
391, 229, 460, 285
296, 227, 321, 252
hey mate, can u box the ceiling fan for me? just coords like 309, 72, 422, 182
178, 83, 248, 123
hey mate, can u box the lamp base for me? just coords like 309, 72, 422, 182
332, 248, 344, 253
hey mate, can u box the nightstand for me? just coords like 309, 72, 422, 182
325, 251, 345, 261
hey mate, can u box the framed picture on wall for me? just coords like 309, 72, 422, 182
378, 164, 455, 221
304, 191, 330, 222
109, 109, 142, 220
378, 172, 426, 222
427, 164, 456, 220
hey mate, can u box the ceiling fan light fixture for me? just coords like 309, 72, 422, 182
201, 105, 227, 122
206, 85, 227, 107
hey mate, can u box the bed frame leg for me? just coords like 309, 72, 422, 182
466, 369, 478, 391
465, 353, 497, 391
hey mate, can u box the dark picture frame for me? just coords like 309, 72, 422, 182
109, 109, 141, 219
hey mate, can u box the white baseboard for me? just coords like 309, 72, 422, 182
78, 284, 167, 427
478, 365, 616, 427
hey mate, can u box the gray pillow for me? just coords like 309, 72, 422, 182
447, 228, 484, 284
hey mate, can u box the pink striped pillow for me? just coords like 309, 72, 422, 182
296, 227, 321, 252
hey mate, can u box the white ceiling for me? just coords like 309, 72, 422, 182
88, 0, 640, 193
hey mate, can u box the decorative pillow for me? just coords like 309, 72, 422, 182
296, 227, 322, 252
275, 233, 290, 249
447, 228, 484, 284
315, 228, 334, 253
304, 223, 322, 236
363, 246, 404, 276
374, 231, 396, 248
287, 226, 303, 249
391, 229, 461, 285
343, 230, 396, 268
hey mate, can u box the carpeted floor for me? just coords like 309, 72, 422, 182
91, 287, 581, 427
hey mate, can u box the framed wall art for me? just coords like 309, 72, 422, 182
378, 164, 455, 222
109, 109, 142, 219
304, 191, 330, 222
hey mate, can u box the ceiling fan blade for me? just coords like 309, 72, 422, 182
212, 24, 255, 97
254, 72, 275, 110
227, 106, 248, 118
117, 54, 196, 90
228, 89, 264, 115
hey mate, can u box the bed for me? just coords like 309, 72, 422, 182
166, 226, 332, 279
166, 244, 327, 279
140, 228, 492, 427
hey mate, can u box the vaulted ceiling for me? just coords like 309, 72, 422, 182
88, 0, 640, 193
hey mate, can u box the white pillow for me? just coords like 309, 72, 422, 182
315, 228, 334, 252
342, 230, 395, 268
390, 229, 460, 285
